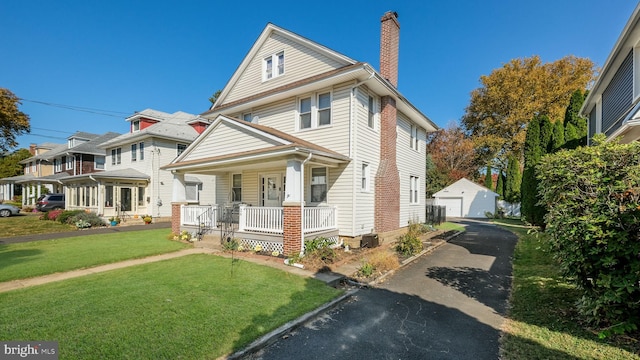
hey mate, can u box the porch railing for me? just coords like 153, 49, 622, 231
181, 204, 218, 228
238, 205, 283, 234
304, 206, 337, 233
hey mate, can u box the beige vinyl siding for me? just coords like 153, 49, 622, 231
225, 33, 349, 104
353, 87, 380, 236
396, 113, 426, 226
182, 121, 283, 162
248, 98, 297, 132
216, 173, 231, 205
152, 138, 188, 217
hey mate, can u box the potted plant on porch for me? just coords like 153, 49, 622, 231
143, 215, 152, 224
108, 217, 120, 226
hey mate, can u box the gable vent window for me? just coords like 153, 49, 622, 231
264, 51, 285, 81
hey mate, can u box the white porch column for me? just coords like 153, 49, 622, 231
284, 159, 302, 203
24, 185, 30, 206
10, 183, 15, 201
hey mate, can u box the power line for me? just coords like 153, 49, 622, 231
19, 98, 131, 118
31, 127, 75, 135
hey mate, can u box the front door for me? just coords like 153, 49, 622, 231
120, 187, 132, 212
261, 174, 282, 207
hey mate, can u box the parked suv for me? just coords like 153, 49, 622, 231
36, 193, 65, 212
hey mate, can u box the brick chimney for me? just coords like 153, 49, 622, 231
375, 11, 401, 234
29, 143, 37, 155
380, 11, 400, 87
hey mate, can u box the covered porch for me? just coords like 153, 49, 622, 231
180, 203, 339, 253
163, 116, 351, 255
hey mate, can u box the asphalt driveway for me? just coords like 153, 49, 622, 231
251, 220, 518, 360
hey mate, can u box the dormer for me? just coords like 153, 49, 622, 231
187, 116, 212, 134
126, 110, 163, 133
67, 131, 98, 149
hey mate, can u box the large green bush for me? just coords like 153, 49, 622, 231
537, 134, 640, 332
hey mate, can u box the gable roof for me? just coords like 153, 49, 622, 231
19, 143, 67, 164
68, 132, 121, 155
433, 178, 499, 198
210, 23, 357, 110
163, 115, 350, 172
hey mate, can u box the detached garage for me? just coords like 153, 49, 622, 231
433, 178, 499, 218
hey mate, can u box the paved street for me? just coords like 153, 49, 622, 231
251, 220, 517, 360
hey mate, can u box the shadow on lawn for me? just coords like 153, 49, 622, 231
0, 246, 43, 272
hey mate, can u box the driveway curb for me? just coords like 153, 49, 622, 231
224, 289, 359, 360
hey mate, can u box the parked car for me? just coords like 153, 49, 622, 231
35, 193, 65, 212
0, 203, 21, 217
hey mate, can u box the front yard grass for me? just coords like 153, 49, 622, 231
0, 229, 189, 282
0, 213, 75, 237
0, 254, 342, 359
493, 219, 640, 359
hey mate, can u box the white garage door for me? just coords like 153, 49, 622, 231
438, 197, 463, 218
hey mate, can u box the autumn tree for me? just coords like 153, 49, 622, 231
462, 55, 595, 162
424, 124, 480, 195
0, 88, 30, 152
0, 148, 31, 178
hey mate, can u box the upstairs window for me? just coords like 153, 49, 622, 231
54, 158, 62, 172
410, 176, 419, 204
131, 143, 137, 162
66, 156, 74, 170
95, 156, 105, 170
264, 51, 285, 81
177, 144, 187, 157
410, 125, 419, 151
368, 95, 375, 129
111, 148, 121, 165
132, 120, 140, 132
139, 142, 145, 161
298, 91, 332, 130
361, 163, 370, 192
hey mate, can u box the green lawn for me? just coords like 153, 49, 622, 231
0, 213, 75, 237
0, 229, 189, 282
493, 219, 640, 359
0, 254, 342, 359
436, 221, 465, 232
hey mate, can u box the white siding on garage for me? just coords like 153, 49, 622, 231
437, 197, 463, 217
433, 178, 498, 218
225, 33, 350, 104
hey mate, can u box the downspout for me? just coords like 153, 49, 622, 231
300, 152, 313, 258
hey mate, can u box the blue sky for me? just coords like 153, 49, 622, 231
1, 0, 637, 149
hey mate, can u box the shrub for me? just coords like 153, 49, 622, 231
58, 210, 85, 225
358, 262, 374, 278
395, 232, 422, 257
222, 238, 239, 251
68, 212, 106, 228
537, 134, 640, 333
366, 248, 400, 273
304, 237, 337, 264
47, 209, 64, 221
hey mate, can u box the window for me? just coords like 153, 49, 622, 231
264, 51, 285, 80
242, 113, 252, 122
361, 163, 370, 191
111, 148, 121, 165
368, 95, 375, 128
298, 91, 332, 130
311, 167, 327, 203
177, 144, 187, 156
300, 97, 312, 129
95, 156, 105, 170
54, 158, 62, 172
139, 142, 144, 161
410, 125, 419, 150
410, 176, 419, 204
138, 186, 145, 206
31, 163, 36, 173
132, 120, 140, 132
105, 185, 114, 207
186, 183, 201, 202
232, 174, 242, 202
131, 143, 137, 162
318, 93, 331, 126
66, 156, 74, 171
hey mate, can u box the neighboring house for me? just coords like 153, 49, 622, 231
1, 142, 66, 206
74, 109, 216, 219
164, 12, 438, 255
582, 3, 640, 143
433, 178, 499, 218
